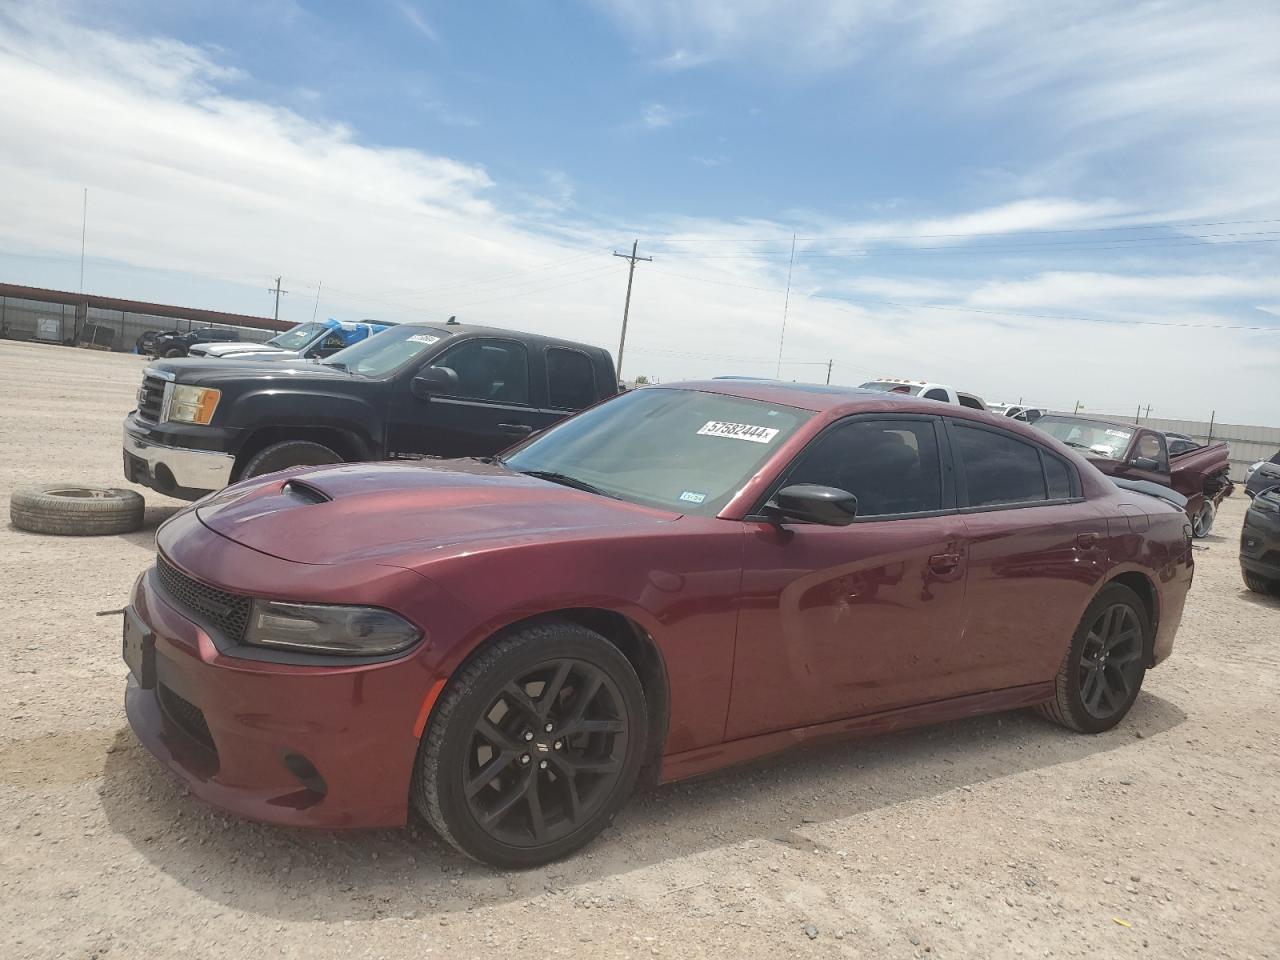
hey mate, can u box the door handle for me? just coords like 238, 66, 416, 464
498, 423, 533, 437
1076, 532, 1102, 548
928, 553, 961, 574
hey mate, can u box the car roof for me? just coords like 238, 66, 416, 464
1037, 412, 1136, 430
657, 378, 987, 417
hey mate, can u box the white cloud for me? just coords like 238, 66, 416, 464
0, 5, 1277, 422
396, 2, 440, 44
640, 102, 673, 129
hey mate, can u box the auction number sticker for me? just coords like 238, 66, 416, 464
1104, 429, 1129, 438
679, 490, 708, 504
408, 334, 441, 345
696, 421, 780, 444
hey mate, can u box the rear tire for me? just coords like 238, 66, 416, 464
1243, 570, 1279, 595
413, 621, 648, 868
9, 485, 144, 536
238, 440, 342, 480
1036, 583, 1150, 733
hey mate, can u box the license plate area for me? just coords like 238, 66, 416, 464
123, 609, 156, 689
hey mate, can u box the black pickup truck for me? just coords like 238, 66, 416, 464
122, 321, 617, 500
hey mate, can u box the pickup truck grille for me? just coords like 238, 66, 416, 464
136, 375, 168, 423
156, 555, 251, 643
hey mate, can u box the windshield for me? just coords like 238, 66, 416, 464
1034, 416, 1133, 458
859, 381, 923, 396
320, 325, 450, 377
501, 387, 812, 516
267, 322, 329, 351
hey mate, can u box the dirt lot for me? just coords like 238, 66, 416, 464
0, 338, 1277, 960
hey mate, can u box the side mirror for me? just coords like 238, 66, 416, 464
412, 364, 459, 400
1129, 455, 1161, 472
768, 484, 859, 526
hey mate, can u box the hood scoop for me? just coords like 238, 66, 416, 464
282, 478, 331, 505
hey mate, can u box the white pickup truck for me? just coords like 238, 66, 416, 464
858, 377, 987, 410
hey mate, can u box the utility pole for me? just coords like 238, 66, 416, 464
1073, 400, 1082, 414
1143, 404, 1151, 418
612, 240, 651, 382
775, 233, 797, 378
79, 188, 87, 294
826, 359, 833, 385
268, 276, 289, 322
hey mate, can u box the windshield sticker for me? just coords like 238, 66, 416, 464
1104, 429, 1130, 438
407, 334, 440, 345
679, 491, 707, 504
697, 421, 780, 444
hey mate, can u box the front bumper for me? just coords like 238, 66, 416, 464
1241, 509, 1280, 579
123, 415, 236, 499
123, 524, 443, 828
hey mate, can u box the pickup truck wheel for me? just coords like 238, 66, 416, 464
1036, 583, 1149, 734
1191, 500, 1216, 538
163, 348, 184, 358
239, 440, 343, 480
9, 485, 144, 536
412, 621, 648, 868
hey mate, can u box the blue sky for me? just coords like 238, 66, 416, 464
2, 1, 1279, 421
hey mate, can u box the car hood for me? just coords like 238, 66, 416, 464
194, 342, 282, 357
194, 459, 677, 565
146, 358, 352, 387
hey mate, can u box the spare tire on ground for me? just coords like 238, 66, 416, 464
9, 485, 145, 536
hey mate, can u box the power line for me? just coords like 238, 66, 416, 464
775, 233, 796, 378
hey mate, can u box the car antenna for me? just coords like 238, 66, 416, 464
446, 315, 459, 325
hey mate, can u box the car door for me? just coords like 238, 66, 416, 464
946, 419, 1108, 690
725, 415, 974, 740
384, 336, 540, 458
1114, 429, 1172, 487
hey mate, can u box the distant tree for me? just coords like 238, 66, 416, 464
633, 375, 650, 385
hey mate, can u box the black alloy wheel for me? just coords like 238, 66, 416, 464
1037, 582, 1150, 733
463, 659, 627, 848
1077, 603, 1144, 720
413, 621, 648, 868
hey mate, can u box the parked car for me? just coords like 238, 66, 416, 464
150, 328, 241, 359
135, 330, 166, 355
1241, 482, 1280, 595
988, 402, 1046, 423
121, 380, 1192, 867
122, 322, 617, 500
859, 377, 986, 410
1033, 414, 1232, 537
188, 318, 393, 361
1246, 450, 1280, 497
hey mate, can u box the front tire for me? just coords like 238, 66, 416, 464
1243, 569, 1280, 595
238, 440, 342, 480
1037, 583, 1150, 733
1191, 499, 1216, 538
163, 348, 184, 358
413, 621, 648, 868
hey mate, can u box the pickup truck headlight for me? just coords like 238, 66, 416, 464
244, 600, 421, 656
165, 385, 221, 424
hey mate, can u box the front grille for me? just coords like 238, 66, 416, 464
156, 555, 251, 643
136, 375, 167, 422
158, 683, 216, 752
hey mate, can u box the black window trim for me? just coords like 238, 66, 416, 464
427, 335, 534, 408
747, 412, 958, 523
544, 345, 598, 412
944, 418, 1084, 514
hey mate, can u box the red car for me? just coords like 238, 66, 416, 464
123, 381, 1193, 867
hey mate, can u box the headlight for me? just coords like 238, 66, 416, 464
165, 384, 221, 424
243, 600, 421, 656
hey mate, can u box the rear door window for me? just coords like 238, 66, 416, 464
546, 348, 597, 410
952, 423, 1047, 507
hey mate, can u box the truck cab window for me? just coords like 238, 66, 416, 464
923, 388, 949, 401
433, 339, 530, 405
546, 348, 596, 410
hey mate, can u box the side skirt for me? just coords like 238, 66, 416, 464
658, 682, 1054, 784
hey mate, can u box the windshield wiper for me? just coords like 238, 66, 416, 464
520, 470, 619, 499
1061, 440, 1093, 450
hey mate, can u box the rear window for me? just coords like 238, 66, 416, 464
860, 381, 924, 396
953, 424, 1046, 507
546, 348, 597, 410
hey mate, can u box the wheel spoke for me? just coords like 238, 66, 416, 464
503, 682, 541, 724
538, 661, 574, 720
480, 769, 532, 825
476, 717, 520, 751
466, 750, 518, 798
1110, 647, 1142, 666
1106, 626, 1140, 652
1080, 668, 1099, 706
560, 671, 605, 729
560, 755, 622, 775
526, 777, 547, 841
551, 756, 583, 823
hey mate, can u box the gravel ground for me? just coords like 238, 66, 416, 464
1, 339, 1277, 960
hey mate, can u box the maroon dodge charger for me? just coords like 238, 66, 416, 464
123, 381, 1193, 866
